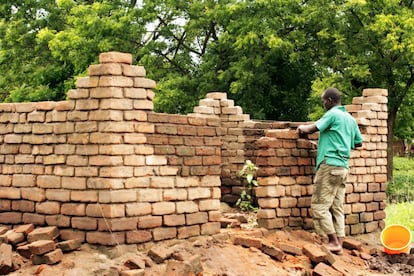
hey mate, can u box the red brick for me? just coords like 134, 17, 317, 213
261, 241, 284, 261
186, 212, 208, 225
138, 216, 162, 229
16, 244, 32, 259
99, 52, 132, 64
126, 230, 152, 244
28, 240, 56, 255
178, 225, 200, 239
59, 229, 85, 242
200, 222, 220, 235
0, 212, 22, 224
27, 226, 59, 243
0, 244, 13, 274
45, 215, 71, 227
313, 262, 342, 276
148, 245, 174, 264
152, 227, 177, 241
86, 231, 125, 245
164, 214, 185, 226
233, 235, 262, 249
72, 217, 97, 230
31, 248, 63, 265
56, 239, 82, 252
22, 213, 45, 225
5, 231, 25, 245
303, 243, 326, 263
257, 218, 285, 229
13, 224, 34, 235
342, 238, 362, 250
98, 218, 137, 231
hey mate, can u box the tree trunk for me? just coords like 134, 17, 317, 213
387, 108, 397, 182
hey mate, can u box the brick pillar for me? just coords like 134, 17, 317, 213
345, 88, 388, 235
64, 52, 158, 244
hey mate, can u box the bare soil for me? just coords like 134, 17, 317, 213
5, 210, 414, 276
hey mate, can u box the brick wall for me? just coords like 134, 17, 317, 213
197, 89, 387, 236
0, 51, 387, 244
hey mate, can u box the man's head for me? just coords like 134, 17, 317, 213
322, 87, 341, 110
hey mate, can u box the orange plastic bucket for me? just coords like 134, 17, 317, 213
380, 224, 412, 254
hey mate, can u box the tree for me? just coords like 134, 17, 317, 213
139, 0, 317, 120
0, 0, 69, 102
0, 0, 144, 102
304, 0, 414, 181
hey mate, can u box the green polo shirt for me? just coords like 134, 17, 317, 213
314, 106, 363, 170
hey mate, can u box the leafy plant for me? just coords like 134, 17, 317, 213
236, 160, 259, 212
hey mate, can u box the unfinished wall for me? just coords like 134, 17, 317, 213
199, 89, 388, 236
0, 52, 387, 244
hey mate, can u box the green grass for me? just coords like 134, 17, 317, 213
387, 156, 414, 202
384, 157, 414, 238
384, 201, 414, 239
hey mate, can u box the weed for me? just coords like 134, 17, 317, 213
236, 160, 259, 212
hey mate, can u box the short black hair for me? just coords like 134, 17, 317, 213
323, 87, 341, 103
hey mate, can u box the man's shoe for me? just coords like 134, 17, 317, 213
325, 243, 343, 255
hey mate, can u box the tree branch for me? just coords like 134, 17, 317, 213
156, 15, 203, 56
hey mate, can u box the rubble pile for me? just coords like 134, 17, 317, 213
0, 213, 413, 275
0, 225, 81, 274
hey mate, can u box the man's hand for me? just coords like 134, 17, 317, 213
297, 124, 318, 135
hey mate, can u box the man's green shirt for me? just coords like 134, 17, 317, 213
314, 106, 363, 170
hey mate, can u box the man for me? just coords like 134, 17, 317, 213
297, 87, 363, 254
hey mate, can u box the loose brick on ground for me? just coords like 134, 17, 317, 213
13, 224, 34, 235
342, 238, 362, 250
16, 244, 32, 259
313, 262, 342, 276
302, 243, 327, 264
27, 226, 59, 243
147, 245, 174, 264
320, 245, 337, 265
0, 243, 13, 275
278, 242, 302, 256
56, 239, 82, 252
31, 248, 63, 265
261, 241, 285, 261
28, 240, 56, 255
124, 256, 146, 270
5, 231, 25, 245
232, 235, 262, 249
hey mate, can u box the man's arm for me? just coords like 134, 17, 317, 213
297, 123, 318, 134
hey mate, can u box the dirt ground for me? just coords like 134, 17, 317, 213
5, 210, 414, 276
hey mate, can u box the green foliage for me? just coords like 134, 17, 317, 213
2, 0, 414, 143
305, 0, 414, 143
236, 160, 259, 212
387, 156, 414, 203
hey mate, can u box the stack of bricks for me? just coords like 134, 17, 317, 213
0, 52, 221, 245
191, 92, 261, 204
345, 88, 388, 234
253, 89, 388, 235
